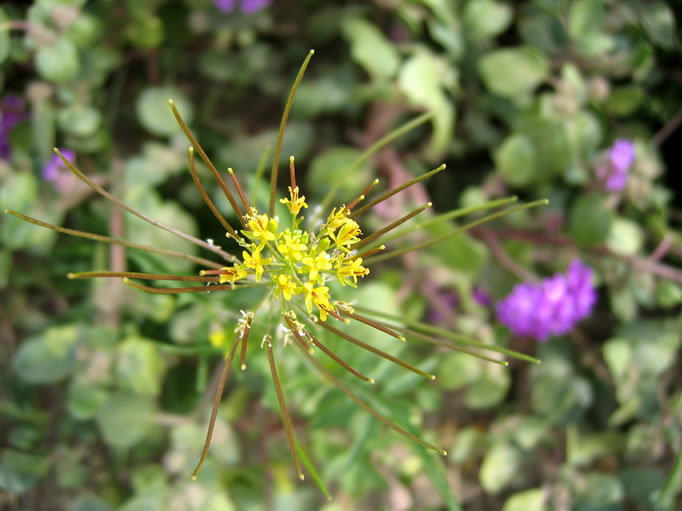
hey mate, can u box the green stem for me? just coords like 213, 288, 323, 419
363, 196, 518, 250
366, 199, 549, 264
3, 209, 223, 269
269, 50, 315, 217
317, 111, 435, 217
353, 305, 541, 364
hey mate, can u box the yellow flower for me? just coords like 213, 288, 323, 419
243, 250, 271, 282
336, 256, 369, 287
274, 274, 297, 301
243, 213, 277, 247
209, 330, 226, 347
218, 265, 248, 284
328, 218, 361, 252
277, 229, 308, 262
301, 251, 332, 281
280, 186, 308, 215
303, 282, 331, 320
325, 206, 350, 231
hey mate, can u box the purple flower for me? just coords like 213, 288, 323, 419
0, 95, 28, 160
496, 260, 597, 342
428, 290, 458, 323
473, 287, 491, 307
596, 139, 635, 191
215, 0, 271, 14
42, 149, 76, 192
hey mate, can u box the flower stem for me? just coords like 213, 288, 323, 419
3, 209, 223, 269
313, 317, 436, 380
353, 305, 541, 364
350, 165, 447, 219
192, 336, 240, 480
364, 196, 518, 250
188, 147, 242, 243
52, 148, 237, 261
353, 202, 432, 250
269, 50, 315, 217
294, 339, 446, 456
168, 101, 246, 225
265, 338, 305, 480
366, 199, 549, 264
318, 112, 435, 216
68, 271, 218, 282
122, 278, 261, 294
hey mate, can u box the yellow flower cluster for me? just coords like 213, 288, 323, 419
214, 197, 369, 321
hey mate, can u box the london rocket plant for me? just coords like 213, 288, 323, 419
4, 51, 546, 489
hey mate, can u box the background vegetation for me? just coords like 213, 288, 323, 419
1, 0, 681, 509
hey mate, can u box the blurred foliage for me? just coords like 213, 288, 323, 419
1, 0, 681, 510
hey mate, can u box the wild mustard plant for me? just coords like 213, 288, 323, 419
4, 50, 546, 489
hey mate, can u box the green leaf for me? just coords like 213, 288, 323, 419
479, 442, 521, 494
0, 8, 10, 65
35, 37, 80, 83
426, 221, 489, 278
478, 47, 549, 98
96, 394, 157, 449
465, 365, 510, 409
502, 488, 547, 511
437, 351, 481, 390
116, 337, 165, 397
341, 18, 400, 80
463, 0, 513, 40
568, 0, 605, 40
655, 280, 682, 308
67, 382, 110, 420
568, 194, 613, 247
72, 494, 114, 511
306, 147, 368, 199
398, 51, 455, 156
603, 338, 631, 381
640, 2, 676, 49
495, 133, 536, 186
58, 104, 102, 137
449, 426, 484, 464
606, 218, 643, 256
13, 325, 81, 384
126, 12, 164, 49
606, 86, 644, 117
574, 472, 624, 509
136, 87, 193, 137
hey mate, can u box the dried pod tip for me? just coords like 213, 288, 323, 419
168, 98, 175, 106
241, 363, 247, 371
67, 273, 75, 279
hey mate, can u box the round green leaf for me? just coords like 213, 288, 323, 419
341, 18, 399, 80
306, 147, 368, 198
58, 104, 102, 137
502, 488, 547, 511
35, 37, 80, 83
478, 47, 548, 98
463, 0, 513, 40
437, 351, 481, 390
13, 325, 80, 384
568, 0, 605, 40
0, 8, 10, 65
96, 394, 157, 449
136, 87, 193, 137
116, 337, 165, 397
479, 442, 521, 493
495, 133, 536, 186
568, 194, 613, 247
606, 218, 643, 256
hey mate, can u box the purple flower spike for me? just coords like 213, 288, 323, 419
43, 149, 76, 192
240, 0, 271, 13
215, 0, 237, 12
496, 260, 597, 342
597, 139, 635, 191
215, 0, 271, 14
0, 95, 28, 160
